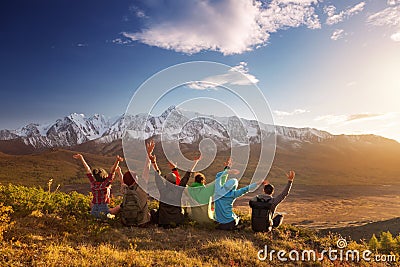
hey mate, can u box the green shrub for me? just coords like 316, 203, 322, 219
379, 231, 395, 254
0, 184, 91, 218
368, 234, 379, 251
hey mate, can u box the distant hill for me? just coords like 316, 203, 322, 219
0, 149, 127, 187
321, 217, 400, 241
1, 135, 400, 188
0, 106, 399, 187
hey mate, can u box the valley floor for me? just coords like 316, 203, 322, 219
236, 184, 400, 237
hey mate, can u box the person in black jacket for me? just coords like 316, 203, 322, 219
249, 171, 295, 230
147, 141, 199, 228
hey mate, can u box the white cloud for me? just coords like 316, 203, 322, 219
186, 81, 217, 90
76, 43, 88, 47
331, 29, 345, 40
315, 113, 385, 124
390, 31, 400, 41
187, 62, 259, 90
112, 38, 132, 45
313, 113, 400, 142
367, 6, 400, 42
228, 62, 259, 85
324, 2, 365, 25
346, 81, 357, 87
136, 10, 147, 18
274, 109, 309, 116
387, 0, 400, 6
367, 6, 400, 27
129, 5, 148, 18
123, 0, 321, 55
346, 113, 384, 122
315, 114, 347, 124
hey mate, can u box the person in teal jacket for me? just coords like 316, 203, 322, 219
214, 157, 258, 230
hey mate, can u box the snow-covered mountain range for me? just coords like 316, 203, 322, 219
0, 106, 383, 149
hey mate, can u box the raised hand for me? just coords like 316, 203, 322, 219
73, 154, 83, 160
286, 170, 295, 181
262, 180, 270, 185
146, 140, 155, 155
168, 161, 177, 169
116, 155, 124, 162
193, 154, 202, 161
224, 157, 233, 168
148, 153, 156, 163
73, 153, 91, 174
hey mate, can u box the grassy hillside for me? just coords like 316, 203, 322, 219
1, 183, 399, 266
0, 149, 129, 187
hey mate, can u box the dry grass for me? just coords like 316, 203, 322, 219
0, 183, 399, 266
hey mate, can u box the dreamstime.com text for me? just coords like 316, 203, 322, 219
257, 239, 397, 263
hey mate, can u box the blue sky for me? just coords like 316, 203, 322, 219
1, 0, 400, 141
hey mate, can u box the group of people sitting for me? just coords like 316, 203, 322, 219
73, 140, 295, 232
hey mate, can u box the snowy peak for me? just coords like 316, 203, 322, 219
159, 105, 178, 119
68, 113, 110, 140
274, 126, 332, 142
0, 108, 392, 150
0, 113, 113, 148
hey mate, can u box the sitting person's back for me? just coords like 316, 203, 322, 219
73, 153, 123, 219
119, 170, 151, 227
147, 142, 200, 228
249, 170, 295, 231
188, 173, 215, 224
214, 164, 257, 230
155, 172, 190, 227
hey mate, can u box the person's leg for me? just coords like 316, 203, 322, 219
272, 214, 284, 228
150, 209, 159, 224
216, 220, 236, 230
90, 204, 99, 218
138, 220, 151, 228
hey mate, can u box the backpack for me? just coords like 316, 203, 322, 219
249, 196, 273, 232
120, 184, 145, 226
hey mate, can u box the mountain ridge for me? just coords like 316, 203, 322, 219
0, 106, 396, 154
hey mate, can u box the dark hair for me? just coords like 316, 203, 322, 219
123, 171, 137, 186
263, 184, 274, 195
92, 168, 108, 182
194, 173, 206, 184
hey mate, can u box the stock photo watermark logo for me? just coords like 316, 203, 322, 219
122, 61, 276, 206
257, 238, 397, 263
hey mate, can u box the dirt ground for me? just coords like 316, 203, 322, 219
236, 184, 400, 230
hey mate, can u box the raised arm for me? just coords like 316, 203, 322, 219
220, 157, 234, 186
168, 162, 181, 185
110, 155, 124, 176
232, 183, 257, 198
116, 166, 124, 184
273, 170, 295, 205
180, 155, 202, 187
190, 155, 201, 172
141, 156, 151, 184
147, 140, 160, 174
73, 154, 91, 174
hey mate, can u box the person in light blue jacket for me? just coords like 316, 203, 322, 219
214, 157, 258, 230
